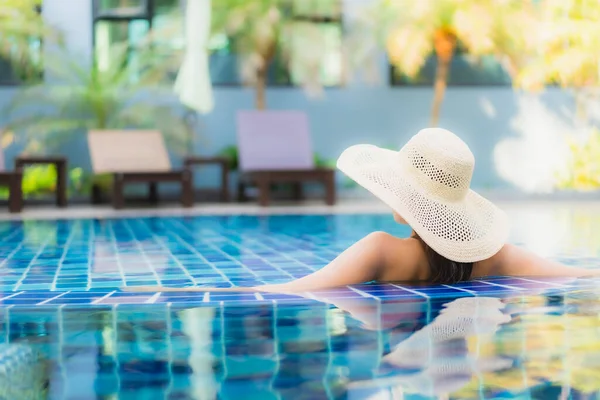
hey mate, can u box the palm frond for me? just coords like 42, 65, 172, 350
114, 102, 189, 155
0, 0, 61, 82
4, 38, 188, 153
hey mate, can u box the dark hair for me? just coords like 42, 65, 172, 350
412, 233, 474, 284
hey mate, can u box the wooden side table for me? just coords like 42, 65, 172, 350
183, 156, 230, 202
0, 171, 23, 213
15, 156, 68, 207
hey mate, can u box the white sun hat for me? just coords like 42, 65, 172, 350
337, 127, 509, 263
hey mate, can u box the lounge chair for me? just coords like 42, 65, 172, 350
87, 130, 193, 209
0, 147, 23, 213
236, 110, 336, 206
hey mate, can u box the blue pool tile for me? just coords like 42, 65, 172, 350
0, 215, 593, 309
17, 284, 52, 290
45, 298, 95, 305
412, 287, 475, 296
0, 299, 41, 305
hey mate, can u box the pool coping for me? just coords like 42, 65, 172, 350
0, 276, 596, 307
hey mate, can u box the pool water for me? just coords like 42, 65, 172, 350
0, 214, 599, 399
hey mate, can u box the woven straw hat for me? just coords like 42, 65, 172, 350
337, 127, 509, 263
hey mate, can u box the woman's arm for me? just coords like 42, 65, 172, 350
492, 244, 600, 279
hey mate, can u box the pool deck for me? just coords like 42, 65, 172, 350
0, 276, 595, 308
1, 197, 600, 220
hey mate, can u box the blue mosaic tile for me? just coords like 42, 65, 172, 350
0, 215, 594, 307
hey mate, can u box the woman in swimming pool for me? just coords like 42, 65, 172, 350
131, 128, 599, 294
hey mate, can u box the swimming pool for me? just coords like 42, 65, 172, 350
1, 214, 599, 399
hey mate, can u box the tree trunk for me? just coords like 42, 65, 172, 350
255, 66, 267, 110
253, 39, 276, 110
431, 30, 456, 127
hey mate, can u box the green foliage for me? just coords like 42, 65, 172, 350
313, 153, 335, 169
555, 128, 600, 191
0, 165, 93, 200
91, 173, 113, 192
218, 145, 239, 170
21, 164, 57, 196
4, 43, 189, 155
218, 145, 335, 171
0, 0, 60, 83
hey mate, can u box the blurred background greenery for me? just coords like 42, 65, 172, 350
1, 0, 600, 199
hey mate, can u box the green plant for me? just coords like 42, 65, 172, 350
69, 167, 98, 196
555, 128, 600, 191
0, 165, 93, 200
218, 145, 334, 171
0, 0, 60, 82
21, 164, 57, 196
219, 145, 239, 170
4, 43, 189, 155
350, 0, 540, 126
313, 153, 335, 169
211, 0, 340, 109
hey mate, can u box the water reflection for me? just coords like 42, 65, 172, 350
5, 290, 600, 398
347, 297, 512, 398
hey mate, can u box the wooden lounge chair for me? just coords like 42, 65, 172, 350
87, 130, 193, 209
236, 110, 336, 207
0, 146, 23, 213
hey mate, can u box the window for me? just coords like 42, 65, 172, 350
209, 0, 344, 87
92, 0, 184, 81
0, 4, 43, 86
390, 43, 512, 86
93, 0, 344, 87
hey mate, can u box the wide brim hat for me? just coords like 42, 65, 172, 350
337, 128, 509, 263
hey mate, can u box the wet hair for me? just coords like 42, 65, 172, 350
412, 233, 474, 284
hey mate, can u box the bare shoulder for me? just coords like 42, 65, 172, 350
489, 244, 600, 278
366, 232, 428, 282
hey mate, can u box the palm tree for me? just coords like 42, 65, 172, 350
350, 0, 540, 126
0, 0, 59, 82
211, 0, 341, 109
3, 44, 189, 155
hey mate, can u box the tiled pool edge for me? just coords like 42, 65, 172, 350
0, 276, 596, 307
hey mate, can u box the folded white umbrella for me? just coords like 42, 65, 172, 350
174, 0, 214, 114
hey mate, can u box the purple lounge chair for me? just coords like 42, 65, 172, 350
236, 110, 336, 206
